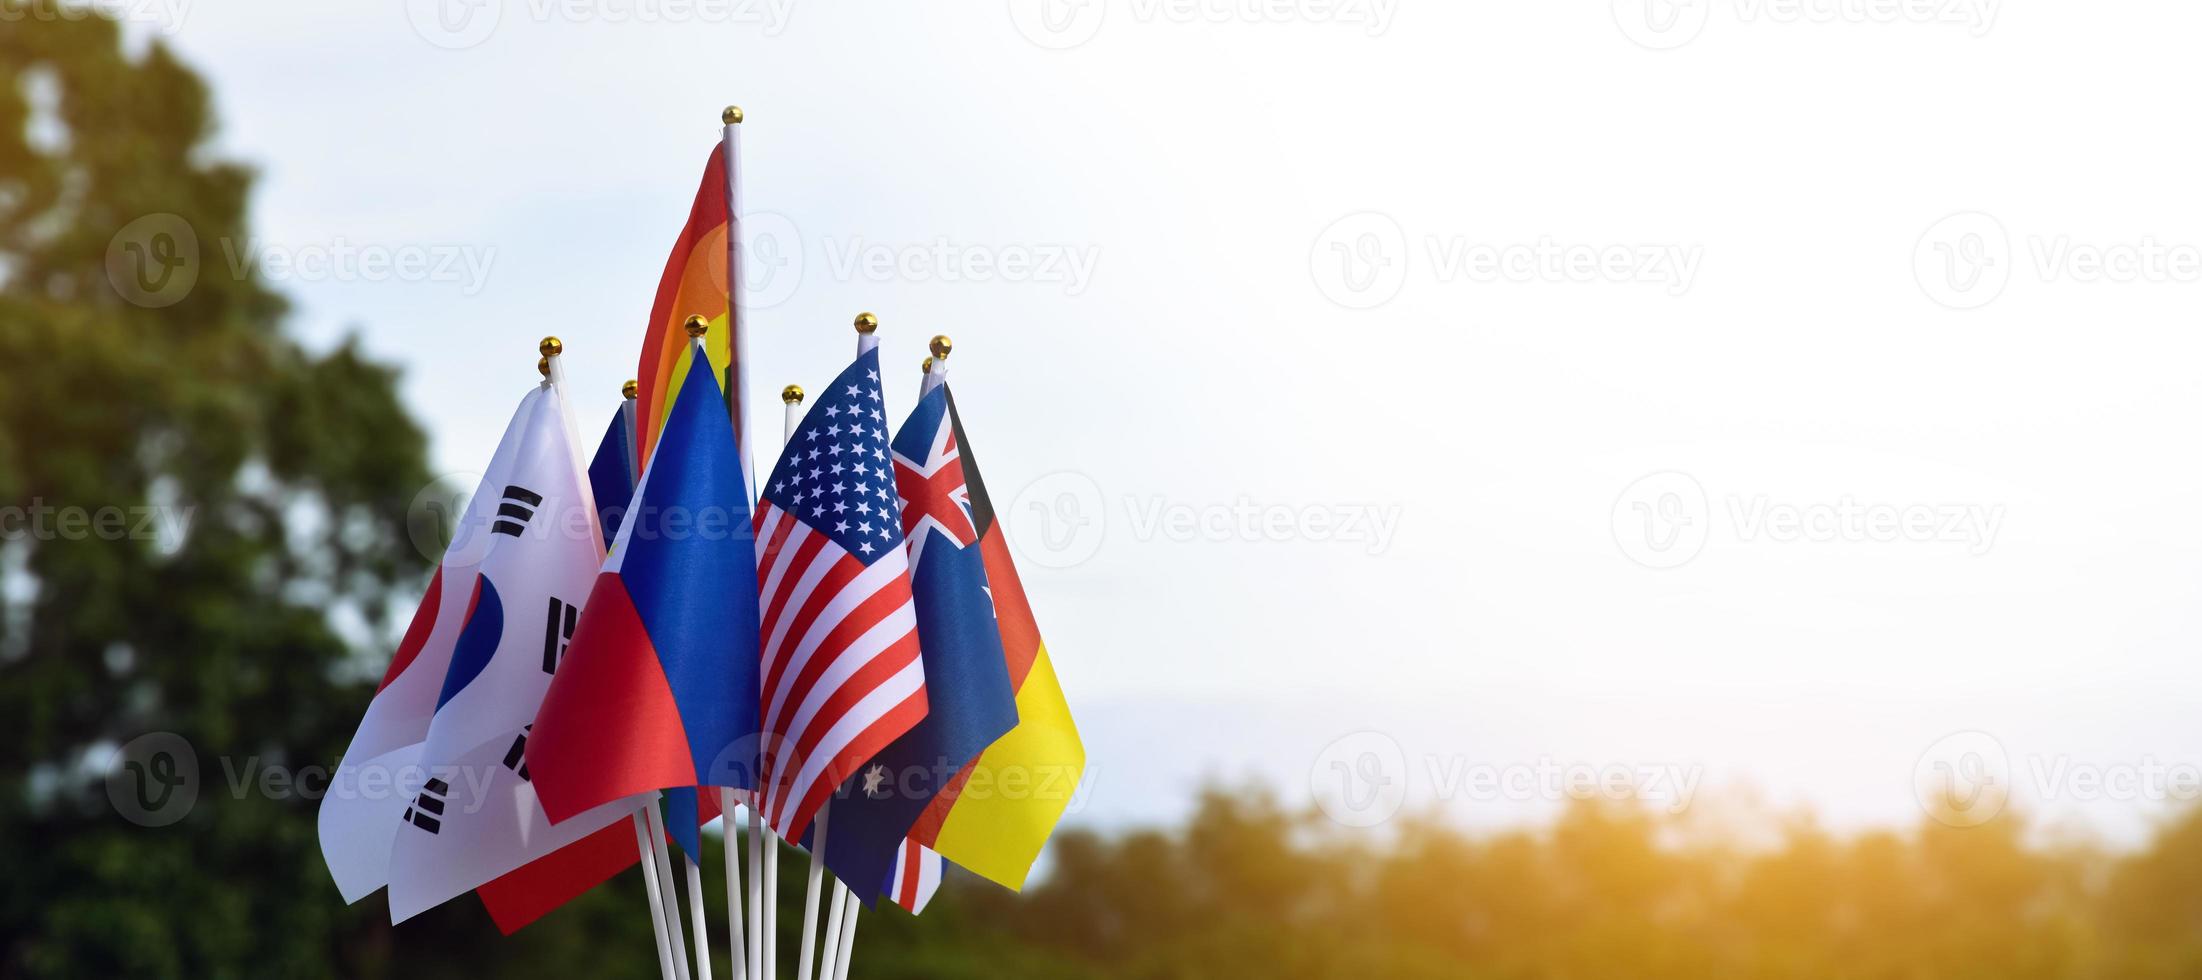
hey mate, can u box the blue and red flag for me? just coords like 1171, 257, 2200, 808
527, 336, 764, 830
814, 380, 1017, 903
584, 390, 712, 857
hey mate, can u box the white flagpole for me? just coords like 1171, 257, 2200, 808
720, 105, 754, 500
763, 820, 780, 978
720, 789, 748, 980
922, 335, 950, 396
814, 882, 849, 980
759, 383, 810, 979
783, 374, 832, 977
720, 100, 772, 980
794, 807, 830, 980
685, 856, 714, 980
746, 808, 764, 980
829, 898, 861, 980
646, 801, 695, 980
632, 813, 680, 980
540, 341, 591, 489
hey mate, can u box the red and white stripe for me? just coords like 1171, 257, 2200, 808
887, 839, 943, 914
752, 502, 928, 838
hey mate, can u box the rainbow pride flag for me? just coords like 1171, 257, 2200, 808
633, 145, 744, 478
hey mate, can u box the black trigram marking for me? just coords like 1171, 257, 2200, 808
503, 726, 532, 781
541, 597, 578, 674
493, 485, 544, 536
403, 777, 451, 834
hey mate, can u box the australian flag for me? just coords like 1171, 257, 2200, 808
815, 379, 1018, 902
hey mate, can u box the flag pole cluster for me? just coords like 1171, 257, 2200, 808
316, 107, 1085, 974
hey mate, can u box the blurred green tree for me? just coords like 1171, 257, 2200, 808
0, 9, 439, 976
0, 16, 858, 978
0, 11, 676, 977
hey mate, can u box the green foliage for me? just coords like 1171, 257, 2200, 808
0, 8, 437, 977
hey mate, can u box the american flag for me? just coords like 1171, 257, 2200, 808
753, 348, 929, 838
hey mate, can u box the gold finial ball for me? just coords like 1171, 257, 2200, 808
929, 335, 953, 360
539, 336, 563, 357
922, 357, 934, 374
853, 312, 879, 334
622, 379, 639, 399
781, 384, 805, 405
537, 356, 550, 378
684, 315, 709, 338
722, 105, 744, 125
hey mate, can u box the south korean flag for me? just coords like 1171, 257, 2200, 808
384, 378, 655, 923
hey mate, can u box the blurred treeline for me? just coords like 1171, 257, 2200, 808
14, 9, 2202, 979
872, 786, 2202, 979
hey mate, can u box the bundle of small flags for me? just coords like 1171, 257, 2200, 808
316, 110, 1086, 975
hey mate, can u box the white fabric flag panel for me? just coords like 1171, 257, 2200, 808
319, 389, 538, 904
381, 383, 651, 923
